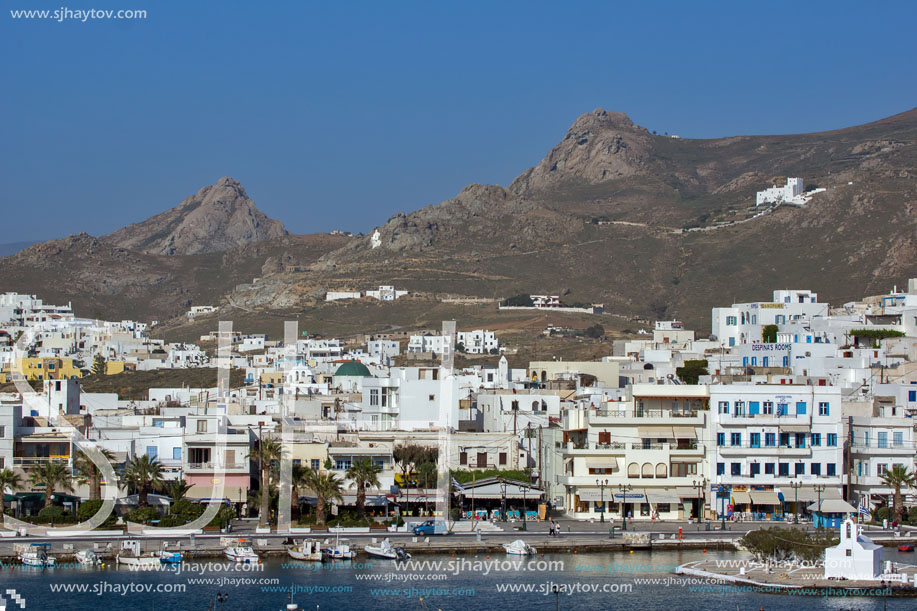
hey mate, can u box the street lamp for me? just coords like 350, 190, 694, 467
216, 592, 229, 611
814, 484, 826, 528
522, 482, 527, 531
596, 478, 608, 523
552, 584, 559, 611
718, 485, 728, 530
500, 479, 507, 523
618, 483, 632, 530
692, 477, 708, 524
789, 480, 802, 524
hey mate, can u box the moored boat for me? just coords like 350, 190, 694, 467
75, 549, 101, 567
321, 531, 355, 560
363, 538, 410, 560
897, 544, 914, 552
19, 543, 55, 568
117, 540, 160, 568
159, 549, 183, 564
503, 539, 536, 556
224, 543, 260, 564
287, 539, 322, 562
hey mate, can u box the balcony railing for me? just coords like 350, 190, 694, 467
187, 462, 248, 470
595, 409, 701, 419
13, 456, 69, 466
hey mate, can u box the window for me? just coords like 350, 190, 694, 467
311, 459, 320, 470
146, 446, 158, 459
598, 431, 611, 445
369, 389, 380, 406
763, 401, 774, 415
893, 432, 903, 447
810, 433, 821, 447
0, 426, 5, 438
172, 447, 181, 460
726, 316, 737, 325
795, 433, 806, 448
428, 394, 435, 402
779, 433, 790, 447
796, 402, 807, 415
730, 433, 742, 447
764, 463, 775, 475
877, 464, 887, 477
777, 403, 788, 416
909, 390, 917, 402
827, 433, 837, 447
794, 463, 804, 476
778, 463, 789, 476
196, 420, 207, 433
716, 433, 725, 447
818, 402, 830, 416
718, 401, 729, 414
751, 357, 757, 366
811, 463, 821, 476
877, 432, 888, 449
750, 433, 760, 448
827, 464, 836, 477
498, 452, 507, 465
716, 463, 725, 476
734, 401, 746, 416
750, 463, 760, 477
477, 452, 487, 468
731, 463, 741, 476
459, 452, 467, 465
765, 433, 776, 447
749, 401, 760, 415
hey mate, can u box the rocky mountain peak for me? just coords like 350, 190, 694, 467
510, 107, 653, 194
104, 177, 288, 256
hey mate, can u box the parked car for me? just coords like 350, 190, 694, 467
412, 520, 449, 536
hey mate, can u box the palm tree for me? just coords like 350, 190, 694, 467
346, 458, 382, 517
163, 480, 194, 504
249, 437, 283, 528
29, 462, 73, 508
291, 463, 310, 519
72, 447, 116, 501
417, 461, 438, 516
880, 465, 916, 523
122, 455, 165, 507
305, 469, 344, 526
0, 468, 23, 513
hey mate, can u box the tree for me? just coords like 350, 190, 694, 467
393, 444, 425, 489
417, 462, 438, 515
304, 470, 344, 526
761, 325, 778, 344
676, 360, 708, 385
880, 465, 916, 523
29, 462, 74, 508
291, 463, 310, 519
501, 294, 534, 307
163, 480, 194, 504
346, 458, 382, 518
249, 436, 283, 528
455, 342, 465, 353
73, 447, 116, 501
0, 468, 23, 512
91, 354, 106, 376
584, 324, 605, 339
122, 455, 165, 507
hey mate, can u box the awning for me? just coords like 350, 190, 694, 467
340, 494, 390, 507
779, 425, 809, 433
784, 487, 842, 503
186, 485, 247, 503
808, 499, 857, 514
672, 427, 697, 438
576, 489, 615, 502
584, 457, 618, 470
645, 490, 681, 504
637, 426, 673, 438
611, 492, 647, 503
749, 491, 781, 505
731, 491, 752, 505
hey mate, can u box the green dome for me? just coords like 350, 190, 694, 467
334, 360, 371, 377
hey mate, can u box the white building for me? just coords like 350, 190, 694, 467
456, 330, 499, 355
712, 290, 827, 348
188, 305, 216, 318
709, 384, 844, 520
848, 405, 917, 511
407, 334, 448, 355
756, 177, 804, 206
365, 285, 409, 301
824, 519, 883, 581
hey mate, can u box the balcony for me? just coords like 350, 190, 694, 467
717, 445, 810, 457
13, 456, 69, 466
186, 462, 248, 472
591, 409, 705, 426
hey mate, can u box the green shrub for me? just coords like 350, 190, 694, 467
34, 505, 71, 524
75, 500, 118, 526
124, 506, 161, 525
740, 526, 838, 563
873, 506, 891, 522
908, 506, 917, 524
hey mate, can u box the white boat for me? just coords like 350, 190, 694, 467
75, 549, 101, 567
321, 531, 355, 561
363, 538, 410, 560
117, 540, 161, 568
19, 544, 55, 568
159, 549, 183, 564
287, 539, 322, 562
503, 539, 536, 556
224, 545, 260, 564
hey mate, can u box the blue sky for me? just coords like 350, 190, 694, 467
2, 0, 915, 241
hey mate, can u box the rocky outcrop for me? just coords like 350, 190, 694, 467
105, 177, 287, 255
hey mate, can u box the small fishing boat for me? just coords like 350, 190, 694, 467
117, 540, 160, 568
19, 543, 55, 568
75, 549, 102, 567
502, 539, 536, 556
363, 538, 411, 560
159, 549, 183, 564
897, 544, 914, 553
287, 539, 322, 562
224, 544, 260, 564
321, 531, 355, 561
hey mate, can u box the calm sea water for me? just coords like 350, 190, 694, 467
1, 548, 914, 610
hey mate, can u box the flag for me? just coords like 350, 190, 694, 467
859, 504, 870, 517
451, 477, 465, 493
